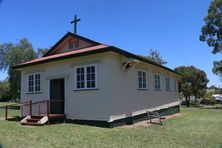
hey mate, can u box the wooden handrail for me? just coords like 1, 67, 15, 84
47, 100, 50, 125
29, 100, 32, 116
5, 99, 64, 122
18, 100, 64, 107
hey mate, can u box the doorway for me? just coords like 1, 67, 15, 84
50, 78, 65, 114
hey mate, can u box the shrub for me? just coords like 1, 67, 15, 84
200, 97, 216, 105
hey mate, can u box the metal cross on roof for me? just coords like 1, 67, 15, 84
70, 15, 81, 34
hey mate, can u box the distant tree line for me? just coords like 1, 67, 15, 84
0, 38, 48, 102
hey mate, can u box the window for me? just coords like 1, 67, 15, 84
69, 42, 73, 49
165, 77, 170, 91
76, 67, 85, 89
74, 40, 79, 48
75, 64, 97, 90
35, 74, 41, 92
138, 70, 147, 89
27, 73, 42, 93
174, 79, 177, 91
154, 74, 161, 90
28, 75, 34, 92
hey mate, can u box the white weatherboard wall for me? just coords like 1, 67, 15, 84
20, 52, 114, 121
104, 52, 180, 122
20, 51, 179, 122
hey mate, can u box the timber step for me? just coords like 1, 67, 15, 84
20, 115, 48, 126
21, 122, 42, 126
26, 118, 40, 123
20, 114, 65, 126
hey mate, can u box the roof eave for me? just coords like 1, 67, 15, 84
12, 46, 111, 69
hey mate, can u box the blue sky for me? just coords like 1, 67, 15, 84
0, 0, 221, 87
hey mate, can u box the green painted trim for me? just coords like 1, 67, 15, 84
65, 105, 180, 128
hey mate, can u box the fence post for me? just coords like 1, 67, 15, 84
29, 100, 32, 116
21, 106, 23, 117
39, 105, 40, 116
47, 100, 50, 125
5, 105, 8, 120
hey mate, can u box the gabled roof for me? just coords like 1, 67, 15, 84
14, 44, 109, 68
13, 33, 180, 76
43, 32, 101, 57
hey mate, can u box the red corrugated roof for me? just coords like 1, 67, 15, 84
16, 44, 109, 67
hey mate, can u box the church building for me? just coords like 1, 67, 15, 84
14, 31, 180, 127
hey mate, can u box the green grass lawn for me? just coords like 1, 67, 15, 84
0, 102, 222, 148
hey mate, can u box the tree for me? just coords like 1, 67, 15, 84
0, 79, 11, 102
200, 0, 222, 80
0, 38, 37, 100
181, 83, 192, 107
36, 48, 49, 58
175, 66, 209, 106
140, 49, 167, 65
148, 49, 167, 65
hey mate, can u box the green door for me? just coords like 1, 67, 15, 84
50, 78, 65, 114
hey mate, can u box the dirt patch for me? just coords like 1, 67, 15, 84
120, 113, 182, 129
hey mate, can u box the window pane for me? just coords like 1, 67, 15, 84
77, 75, 80, 81
77, 68, 80, 74
143, 82, 146, 88
81, 82, 85, 88
87, 67, 90, 73
91, 66, 95, 72
76, 67, 85, 89
87, 81, 90, 88
138, 71, 147, 89
138, 71, 141, 77
139, 83, 142, 88
28, 75, 34, 92
139, 76, 142, 82
81, 68, 84, 73
91, 74, 95, 80
86, 66, 96, 88
35, 74, 41, 92
91, 81, 95, 87
81, 75, 84, 81
77, 82, 80, 88
87, 74, 90, 80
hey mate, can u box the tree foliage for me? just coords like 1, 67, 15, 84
175, 66, 209, 107
0, 79, 10, 101
200, 0, 222, 79
0, 38, 37, 100
36, 48, 49, 58
140, 49, 167, 65
148, 49, 167, 65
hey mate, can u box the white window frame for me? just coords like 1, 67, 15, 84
74, 64, 98, 90
154, 73, 161, 91
27, 72, 42, 93
165, 76, 171, 91
137, 69, 148, 90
